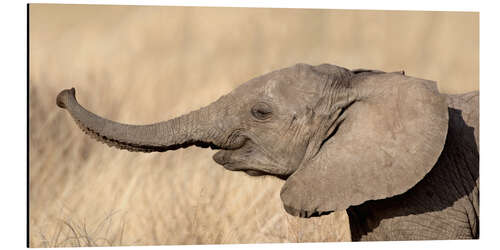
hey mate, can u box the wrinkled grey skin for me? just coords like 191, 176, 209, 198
56, 63, 479, 241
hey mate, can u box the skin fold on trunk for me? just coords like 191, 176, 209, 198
56, 88, 229, 152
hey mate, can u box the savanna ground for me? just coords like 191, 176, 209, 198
28, 4, 479, 247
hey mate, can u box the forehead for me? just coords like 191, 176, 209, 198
235, 65, 326, 100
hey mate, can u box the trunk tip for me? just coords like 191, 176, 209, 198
56, 88, 76, 109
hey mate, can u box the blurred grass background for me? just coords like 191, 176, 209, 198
28, 4, 479, 247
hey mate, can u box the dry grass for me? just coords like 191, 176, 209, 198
28, 4, 478, 247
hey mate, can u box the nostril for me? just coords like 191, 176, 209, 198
56, 88, 76, 109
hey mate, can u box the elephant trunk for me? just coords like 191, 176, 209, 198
56, 88, 239, 152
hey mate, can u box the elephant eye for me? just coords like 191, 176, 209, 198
251, 102, 273, 120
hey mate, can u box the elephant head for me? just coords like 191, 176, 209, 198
56, 63, 449, 218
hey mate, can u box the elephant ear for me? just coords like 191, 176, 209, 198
280, 72, 449, 217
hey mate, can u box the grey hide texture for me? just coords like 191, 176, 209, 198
56, 63, 479, 241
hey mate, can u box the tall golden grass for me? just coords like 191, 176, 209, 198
28, 4, 479, 247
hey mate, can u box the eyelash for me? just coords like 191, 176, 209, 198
251, 103, 273, 120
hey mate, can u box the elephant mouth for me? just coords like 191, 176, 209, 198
212, 140, 289, 179
212, 143, 252, 170
243, 169, 267, 176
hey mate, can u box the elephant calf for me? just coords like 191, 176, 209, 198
56, 63, 479, 241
